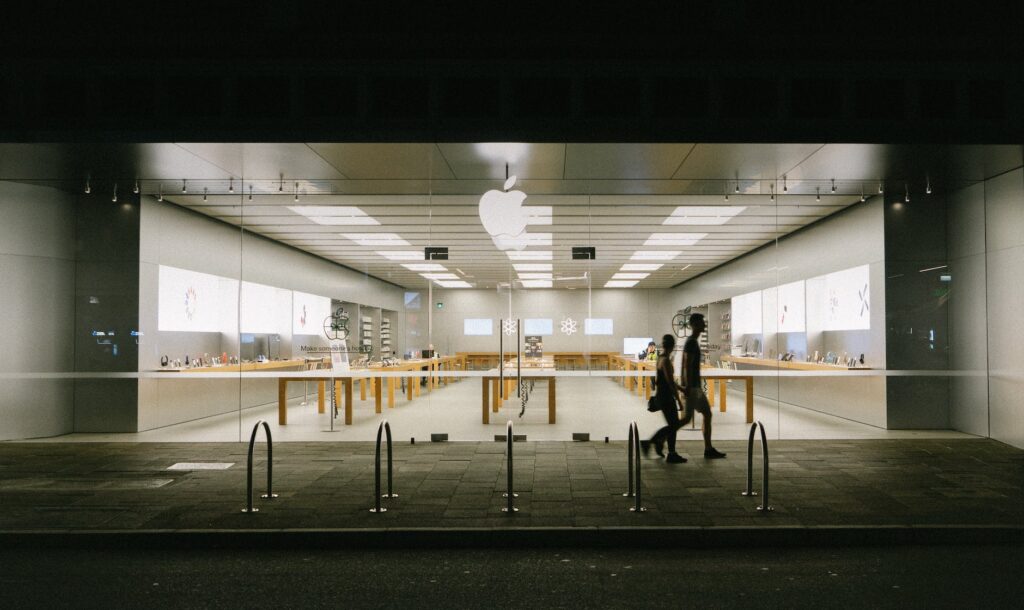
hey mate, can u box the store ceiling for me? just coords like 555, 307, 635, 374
1, 142, 1020, 289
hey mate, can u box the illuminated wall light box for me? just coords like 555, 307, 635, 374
293, 291, 332, 335
464, 318, 493, 335
584, 318, 614, 335
524, 318, 553, 335
662, 206, 746, 225
288, 206, 380, 226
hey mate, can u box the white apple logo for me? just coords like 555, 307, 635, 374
479, 175, 529, 251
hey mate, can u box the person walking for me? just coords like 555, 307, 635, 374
642, 334, 689, 463
680, 313, 726, 459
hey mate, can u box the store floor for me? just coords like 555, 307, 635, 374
42, 376, 973, 444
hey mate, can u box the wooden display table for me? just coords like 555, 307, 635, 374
615, 358, 758, 424
721, 354, 870, 371
458, 351, 616, 371
158, 358, 307, 374
480, 369, 557, 425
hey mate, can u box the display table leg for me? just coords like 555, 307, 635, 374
492, 378, 501, 412
342, 379, 352, 425
374, 378, 382, 413
360, 378, 367, 401
407, 373, 414, 401
708, 379, 716, 407
482, 378, 490, 424
644, 376, 651, 400
548, 377, 556, 424
318, 380, 325, 414
720, 379, 727, 413
278, 379, 288, 425
745, 378, 753, 423
388, 377, 395, 409
415, 372, 422, 397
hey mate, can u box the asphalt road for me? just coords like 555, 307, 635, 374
1, 544, 1021, 608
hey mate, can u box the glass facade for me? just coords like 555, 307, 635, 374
1, 144, 1021, 451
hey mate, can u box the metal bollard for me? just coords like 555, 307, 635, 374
370, 420, 396, 513
623, 422, 635, 497
502, 420, 518, 513
241, 420, 277, 513
628, 421, 645, 512
741, 421, 773, 512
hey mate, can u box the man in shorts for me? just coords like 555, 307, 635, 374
681, 313, 726, 459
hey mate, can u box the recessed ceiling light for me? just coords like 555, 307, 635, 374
421, 273, 460, 280
518, 273, 553, 280
289, 206, 380, 226
377, 251, 422, 261
525, 206, 553, 226
435, 280, 472, 288
402, 263, 446, 272
605, 280, 638, 288
644, 233, 706, 247
519, 279, 552, 288
662, 206, 746, 226
513, 263, 552, 271
507, 251, 552, 261
631, 251, 680, 261
620, 263, 663, 271
612, 273, 649, 280
342, 233, 410, 246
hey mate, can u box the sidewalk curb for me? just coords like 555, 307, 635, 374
3, 525, 1022, 550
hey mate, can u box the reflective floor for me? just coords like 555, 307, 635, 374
36, 376, 973, 443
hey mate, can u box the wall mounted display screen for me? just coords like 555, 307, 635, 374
623, 337, 654, 355
777, 280, 806, 333
158, 265, 238, 333
823, 264, 871, 330
293, 291, 332, 335
524, 318, 553, 335
585, 318, 614, 335
463, 318, 493, 336
730, 290, 762, 336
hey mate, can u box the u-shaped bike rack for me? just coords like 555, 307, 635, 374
370, 420, 397, 513
502, 420, 518, 513
626, 421, 645, 513
241, 420, 277, 513
742, 421, 773, 512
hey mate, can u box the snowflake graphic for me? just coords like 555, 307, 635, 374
502, 319, 518, 336
560, 317, 578, 335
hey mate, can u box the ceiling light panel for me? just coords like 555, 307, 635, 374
288, 206, 380, 226
377, 251, 423, 261
605, 280, 639, 288
662, 206, 746, 225
519, 279, 553, 288
612, 273, 649, 280
518, 273, 553, 280
435, 280, 473, 288
620, 263, 663, 271
631, 251, 680, 261
513, 263, 553, 271
402, 263, 447, 271
644, 233, 707, 246
342, 233, 410, 246
507, 251, 553, 261
421, 273, 460, 280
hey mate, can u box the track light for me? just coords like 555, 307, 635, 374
294, 182, 299, 202
182, 179, 187, 193
203, 187, 208, 202
926, 177, 932, 195
724, 191, 729, 202
112, 183, 118, 203
769, 184, 775, 202
157, 184, 163, 202
860, 184, 866, 202
734, 182, 740, 193
830, 178, 836, 193
904, 184, 910, 203
229, 177, 235, 193
816, 187, 821, 202
133, 179, 139, 194
878, 181, 883, 194
84, 177, 91, 194
248, 184, 253, 201
783, 176, 788, 192
279, 175, 284, 192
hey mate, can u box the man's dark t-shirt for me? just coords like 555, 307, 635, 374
683, 335, 701, 390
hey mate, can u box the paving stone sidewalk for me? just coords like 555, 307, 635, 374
0, 439, 1022, 531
